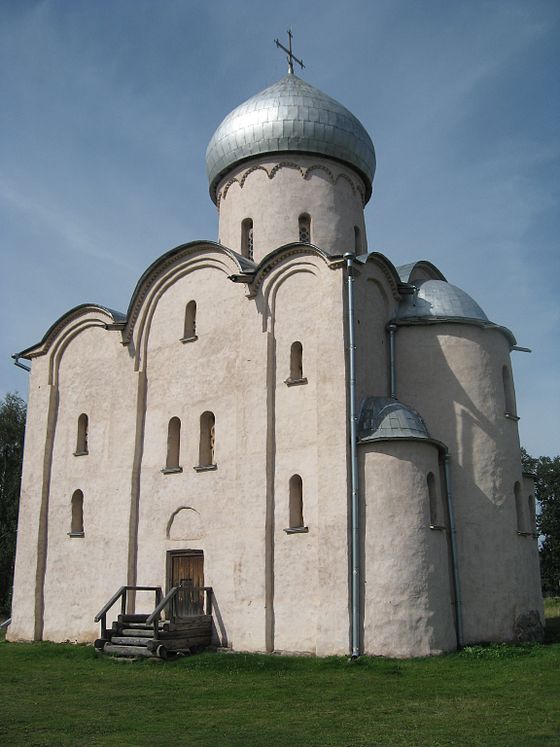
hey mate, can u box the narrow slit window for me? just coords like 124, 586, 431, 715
290, 341, 303, 380
298, 213, 311, 243
166, 417, 181, 470
241, 218, 254, 261
183, 300, 197, 341
354, 226, 361, 253
289, 474, 304, 528
75, 413, 88, 455
502, 365, 516, 416
427, 472, 439, 526
199, 411, 216, 467
514, 481, 524, 533
70, 489, 84, 536
528, 494, 536, 535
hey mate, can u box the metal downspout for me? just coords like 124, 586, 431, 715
443, 452, 463, 648
387, 323, 397, 399
344, 252, 360, 658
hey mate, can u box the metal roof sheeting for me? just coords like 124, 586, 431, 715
359, 397, 431, 442
396, 279, 489, 323
206, 74, 376, 203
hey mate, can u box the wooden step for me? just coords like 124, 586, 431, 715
117, 613, 149, 624
158, 629, 211, 642
120, 628, 153, 638
114, 621, 168, 631
111, 636, 153, 647
146, 634, 211, 653
103, 643, 155, 658
167, 615, 212, 634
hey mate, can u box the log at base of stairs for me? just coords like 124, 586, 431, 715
103, 643, 156, 658
96, 613, 213, 660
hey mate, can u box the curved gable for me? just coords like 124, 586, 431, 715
358, 252, 403, 301
15, 304, 125, 360
249, 242, 341, 298
123, 240, 256, 344
396, 260, 446, 284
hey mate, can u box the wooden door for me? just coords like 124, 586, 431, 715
168, 551, 204, 618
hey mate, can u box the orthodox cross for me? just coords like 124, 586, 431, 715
275, 29, 304, 74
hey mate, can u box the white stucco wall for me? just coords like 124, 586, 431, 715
395, 323, 543, 642
134, 257, 269, 651
8, 357, 50, 641
270, 261, 349, 654
216, 156, 367, 261
361, 440, 457, 657
353, 257, 396, 404
130, 248, 351, 654
8, 151, 543, 658
9, 246, 353, 653
42, 326, 136, 641
8, 311, 136, 643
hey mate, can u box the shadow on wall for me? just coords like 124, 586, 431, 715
166, 507, 203, 540
400, 326, 517, 510
396, 325, 540, 638
357, 447, 456, 654
211, 594, 229, 648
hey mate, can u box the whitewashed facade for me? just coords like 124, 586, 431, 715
8, 71, 543, 657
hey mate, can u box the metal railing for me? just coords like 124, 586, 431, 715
94, 585, 162, 641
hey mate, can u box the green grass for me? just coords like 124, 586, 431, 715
1, 605, 559, 747
544, 597, 560, 643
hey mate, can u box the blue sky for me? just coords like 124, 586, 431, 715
1, 0, 558, 457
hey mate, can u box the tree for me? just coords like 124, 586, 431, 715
0, 392, 26, 612
522, 448, 560, 595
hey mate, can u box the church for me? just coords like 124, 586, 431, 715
8, 44, 543, 657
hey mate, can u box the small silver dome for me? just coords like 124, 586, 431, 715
206, 73, 376, 204
359, 397, 431, 442
396, 280, 488, 323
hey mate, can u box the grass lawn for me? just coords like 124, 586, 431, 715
0, 601, 559, 747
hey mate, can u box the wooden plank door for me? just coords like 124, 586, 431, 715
168, 551, 204, 618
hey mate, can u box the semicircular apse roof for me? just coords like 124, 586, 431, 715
396, 279, 488, 323
359, 397, 431, 442
206, 73, 376, 204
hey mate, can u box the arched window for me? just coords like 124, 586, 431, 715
183, 300, 197, 341
286, 341, 307, 386
354, 226, 361, 253
75, 413, 88, 455
242, 218, 254, 261
514, 481, 524, 533
289, 474, 304, 528
198, 411, 216, 467
298, 213, 311, 243
427, 472, 439, 526
70, 489, 84, 536
165, 417, 181, 471
502, 365, 516, 417
528, 494, 536, 535
290, 341, 303, 379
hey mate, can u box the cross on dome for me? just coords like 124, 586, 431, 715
274, 29, 304, 74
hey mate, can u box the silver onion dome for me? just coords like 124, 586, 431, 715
206, 73, 376, 204
396, 280, 489, 323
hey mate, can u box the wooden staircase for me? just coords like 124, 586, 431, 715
94, 585, 213, 659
